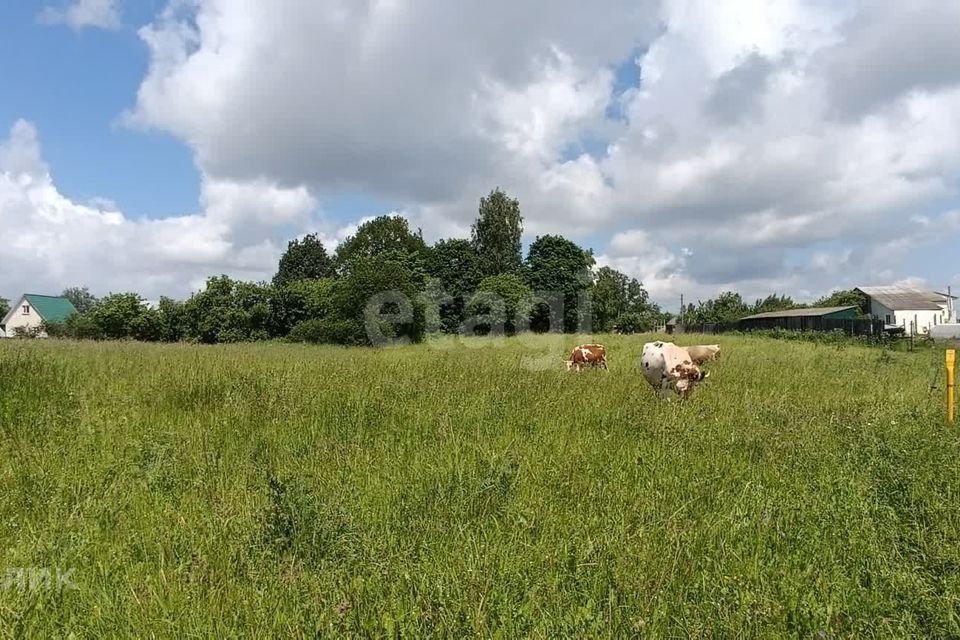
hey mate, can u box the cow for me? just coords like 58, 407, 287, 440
566, 343, 608, 372
684, 344, 721, 365
640, 341, 708, 399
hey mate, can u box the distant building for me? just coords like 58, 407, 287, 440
1, 294, 78, 338
856, 286, 956, 335
738, 306, 859, 331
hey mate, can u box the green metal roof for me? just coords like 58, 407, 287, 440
22, 294, 78, 323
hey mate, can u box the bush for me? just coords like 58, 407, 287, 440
287, 318, 365, 345
11, 326, 44, 339
465, 273, 533, 335
330, 252, 427, 346
612, 311, 654, 334
270, 278, 337, 336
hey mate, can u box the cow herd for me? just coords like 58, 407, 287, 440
565, 340, 721, 400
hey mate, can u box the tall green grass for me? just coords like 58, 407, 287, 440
0, 335, 957, 637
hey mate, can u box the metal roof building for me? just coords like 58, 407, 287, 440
855, 286, 947, 311
856, 286, 955, 334
740, 306, 857, 321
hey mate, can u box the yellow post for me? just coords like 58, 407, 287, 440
948, 349, 956, 423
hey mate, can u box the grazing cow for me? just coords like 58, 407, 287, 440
640, 341, 708, 399
566, 343, 608, 372
684, 344, 721, 365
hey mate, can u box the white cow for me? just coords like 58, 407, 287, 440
640, 341, 709, 399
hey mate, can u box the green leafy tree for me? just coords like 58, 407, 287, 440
471, 189, 523, 277
329, 252, 427, 346
182, 276, 273, 344
423, 239, 483, 333
524, 235, 594, 332
270, 278, 337, 336
61, 286, 99, 313
87, 293, 150, 340
334, 216, 428, 273
0, 297, 8, 321
465, 273, 533, 336
814, 289, 868, 316
612, 311, 653, 334
591, 266, 654, 332
273, 233, 336, 286
685, 291, 751, 325
61, 313, 103, 340
154, 297, 187, 342
752, 294, 800, 314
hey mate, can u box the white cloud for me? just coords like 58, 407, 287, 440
0, 121, 347, 299
39, 0, 121, 31
7, 0, 960, 308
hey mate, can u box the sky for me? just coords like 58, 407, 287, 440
2, 0, 959, 311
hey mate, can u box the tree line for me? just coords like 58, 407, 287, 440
3, 188, 868, 343
22, 189, 668, 344
678, 289, 868, 326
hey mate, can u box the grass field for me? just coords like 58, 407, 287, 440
1, 334, 958, 637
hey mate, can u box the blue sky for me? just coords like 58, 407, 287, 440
0, 0, 202, 217
1, 1, 958, 305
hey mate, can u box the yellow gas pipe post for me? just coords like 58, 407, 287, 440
948, 349, 956, 423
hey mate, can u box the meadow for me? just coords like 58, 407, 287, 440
0, 334, 957, 637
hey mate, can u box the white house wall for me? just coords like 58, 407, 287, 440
1, 296, 47, 337
867, 298, 952, 335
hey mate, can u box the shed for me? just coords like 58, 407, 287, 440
740, 306, 858, 321
737, 306, 866, 333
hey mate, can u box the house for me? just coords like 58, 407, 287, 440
1, 294, 78, 338
738, 306, 860, 332
856, 286, 956, 335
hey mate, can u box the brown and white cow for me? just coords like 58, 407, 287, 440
566, 343, 608, 372
684, 344, 721, 365
640, 341, 708, 399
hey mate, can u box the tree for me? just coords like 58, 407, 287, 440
814, 289, 868, 316
334, 215, 428, 273
154, 297, 187, 342
182, 276, 273, 344
0, 297, 8, 321
465, 273, 533, 336
62, 286, 98, 313
591, 266, 653, 333
471, 188, 523, 277
685, 291, 750, 325
423, 239, 483, 333
273, 233, 335, 286
330, 253, 427, 346
88, 293, 150, 340
270, 278, 337, 336
752, 294, 799, 315
524, 235, 594, 332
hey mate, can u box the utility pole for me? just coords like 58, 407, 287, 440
680, 294, 684, 325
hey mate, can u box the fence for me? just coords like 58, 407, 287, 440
675, 317, 886, 337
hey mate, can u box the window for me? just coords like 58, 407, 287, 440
885, 314, 891, 324
22, 305, 30, 315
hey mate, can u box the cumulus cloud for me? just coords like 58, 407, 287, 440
0, 121, 348, 298
39, 0, 121, 31
7, 0, 960, 307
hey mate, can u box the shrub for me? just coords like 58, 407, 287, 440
287, 318, 365, 345
612, 311, 654, 334
465, 273, 533, 335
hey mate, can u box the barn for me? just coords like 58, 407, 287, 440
856, 286, 956, 335
738, 306, 860, 332
1, 294, 78, 338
